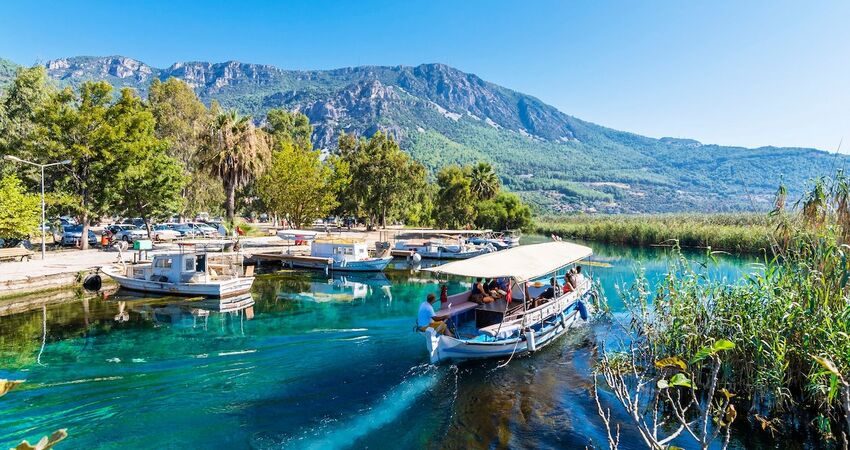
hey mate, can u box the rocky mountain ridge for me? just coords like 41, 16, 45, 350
0, 55, 840, 214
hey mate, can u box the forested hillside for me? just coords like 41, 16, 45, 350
0, 55, 841, 213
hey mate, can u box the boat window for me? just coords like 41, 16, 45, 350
344, 247, 354, 255
155, 258, 172, 269
184, 258, 195, 272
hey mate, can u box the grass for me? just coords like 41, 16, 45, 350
535, 213, 774, 254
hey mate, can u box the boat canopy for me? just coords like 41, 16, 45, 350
423, 242, 592, 282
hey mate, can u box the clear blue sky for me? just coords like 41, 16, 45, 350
1, 0, 847, 151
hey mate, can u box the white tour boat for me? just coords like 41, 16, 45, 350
420, 241, 595, 364
101, 251, 255, 298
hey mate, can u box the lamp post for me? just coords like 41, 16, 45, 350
3, 155, 71, 260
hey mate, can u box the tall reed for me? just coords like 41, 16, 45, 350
536, 213, 773, 254
603, 173, 850, 445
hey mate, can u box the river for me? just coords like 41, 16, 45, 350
0, 238, 769, 449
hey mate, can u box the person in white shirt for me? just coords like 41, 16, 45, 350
417, 293, 453, 337
573, 266, 587, 289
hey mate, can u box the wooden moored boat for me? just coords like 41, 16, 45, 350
421, 241, 595, 364
101, 251, 255, 298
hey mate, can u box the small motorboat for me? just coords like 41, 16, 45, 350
101, 251, 254, 298
276, 229, 319, 244
466, 235, 511, 251
288, 238, 392, 272
499, 229, 522, 248
394, 239, 494, 259
420, 241, 595, 364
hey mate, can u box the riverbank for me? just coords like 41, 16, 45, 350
0, 227, 487, 299
535, 213, 774, 254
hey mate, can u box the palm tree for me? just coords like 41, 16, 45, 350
200, 109, 270, 223
469, 162, 501, 201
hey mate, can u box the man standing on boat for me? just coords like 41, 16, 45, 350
417, 293, 453, 337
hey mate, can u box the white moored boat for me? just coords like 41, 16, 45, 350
420, 241, 595, 364
101, 251, 255, 298
394, 239, 494, 259
289, 238, 392, 272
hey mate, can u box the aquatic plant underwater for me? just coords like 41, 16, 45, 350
594, 171, 850, 449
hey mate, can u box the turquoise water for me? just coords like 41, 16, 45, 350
0, 240, 758, 449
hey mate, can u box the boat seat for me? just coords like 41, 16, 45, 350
433, 300, 478, 320
479, 323, 522, 339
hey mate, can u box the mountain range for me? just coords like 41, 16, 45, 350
1, 55, 842, 214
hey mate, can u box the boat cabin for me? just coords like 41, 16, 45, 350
126, 252, 242, 283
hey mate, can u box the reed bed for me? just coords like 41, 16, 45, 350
535, 213, 773, 254
597, 173, 850, 445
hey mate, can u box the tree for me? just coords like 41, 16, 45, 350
434, 165, 475, 228
469, 161, 500, 201
265, 109, 312, 150
474, 192, 532, 231
258, 141, 337, 228
147, 78, 218, 219
199, 108, 271, 223
0, 174, 40, 240
340, 132, 428, 228
113, 150, 187, 237
0, 66, 53, 160
34, 83, 154, 249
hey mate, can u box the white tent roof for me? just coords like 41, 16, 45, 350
424, 241, 592, 282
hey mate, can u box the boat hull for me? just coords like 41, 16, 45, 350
290, 256, 393, 272
101, 266, 254, 298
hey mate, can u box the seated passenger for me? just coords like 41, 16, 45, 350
470, 278, 493, 304
486, 278, 505, 299
417, 293, 453, 337
539, 277, 558, 300
573, 266, 587, 289
563, 269, 576, 294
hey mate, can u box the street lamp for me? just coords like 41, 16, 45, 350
3, 155, 72, 260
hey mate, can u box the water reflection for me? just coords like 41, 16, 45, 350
278, 272, 393, 303
103, 291, 256, 333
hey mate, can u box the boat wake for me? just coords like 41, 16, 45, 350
275, 366, 440, 450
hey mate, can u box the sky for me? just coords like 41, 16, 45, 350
0, 0, 848, 151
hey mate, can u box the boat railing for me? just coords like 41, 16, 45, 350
503, 279, 592, 326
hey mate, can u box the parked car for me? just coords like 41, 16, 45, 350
58, 216, 77, 227
61, 225, 98, 247
167, 223, 200, 238
151, 224, 181, 241
107, 224, 148, 243
191, 222, 219, 237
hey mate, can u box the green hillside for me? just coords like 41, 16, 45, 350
1, 55, 842, 214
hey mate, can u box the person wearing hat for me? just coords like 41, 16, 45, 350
417, 293, 453, 337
